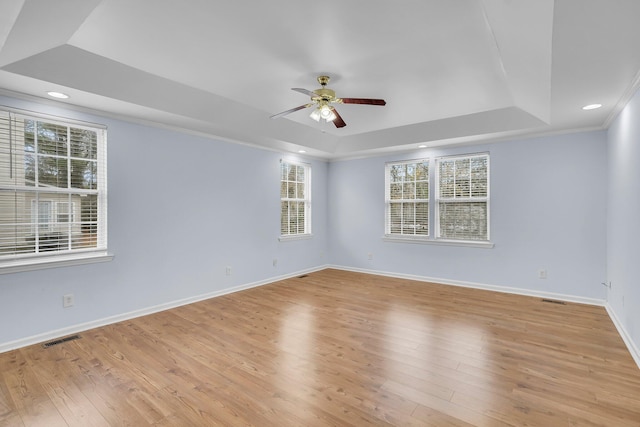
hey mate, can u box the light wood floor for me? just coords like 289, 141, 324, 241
1, 269, 640, 426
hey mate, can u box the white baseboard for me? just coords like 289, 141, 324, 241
328, 265, 606, 306
0, 265, 328, 354
605, 303, 640, 370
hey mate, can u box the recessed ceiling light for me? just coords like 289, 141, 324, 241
47, 91, 69, 99
418, 144, 427, 148
298, 150, 306, 153
582, 103, 602, 110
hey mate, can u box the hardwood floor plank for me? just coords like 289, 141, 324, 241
382, 379, 513, 426
411, 404, 478, 427
3, 365, 68, 427
0, 375, 24, 427
1, 269, 640, 426
19, 346, 111, 427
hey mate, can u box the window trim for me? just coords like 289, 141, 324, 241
382, 234, 494, 248
0, 252, 114, 275
278, 233, 314, 242
0, 106, 111, 273
279, 160, 312, 239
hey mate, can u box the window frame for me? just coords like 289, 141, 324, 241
435, 153, 491, 243
384, 159, 430, 238
384, 153, 493, 248
279, 160, 312, 241
0, 107, 112, 274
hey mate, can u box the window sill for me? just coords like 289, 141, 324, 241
383, 235, 494, 248
278, 234, 313, 242
0, 251, 114, 275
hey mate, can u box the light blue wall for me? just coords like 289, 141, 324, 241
607, 88, 640, 354
0, 96, 328, 346
328, 132, 608, 300
0, 93, 622, 352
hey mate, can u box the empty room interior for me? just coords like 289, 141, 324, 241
1, 1, 640, 426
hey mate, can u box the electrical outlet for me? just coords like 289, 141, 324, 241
63, 294, 74, 308
225, 266, 232, 276
368, 253, 373, 260
273, 258, 278, 267
538, 269, 547, 279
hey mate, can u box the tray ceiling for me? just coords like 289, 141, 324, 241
1, 0, 640, 158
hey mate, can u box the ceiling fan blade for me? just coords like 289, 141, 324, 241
270, 104, 313, 119
292, 88, 317, 98
332, 108, 346, 128
339, 98, 386, 106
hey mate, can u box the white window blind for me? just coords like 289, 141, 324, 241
0, 109, 108, 265
280, 161, 311, 236
436, 154, 489, 241
385, 160, 429, 236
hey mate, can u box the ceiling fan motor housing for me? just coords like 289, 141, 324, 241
313, 88, 336, 102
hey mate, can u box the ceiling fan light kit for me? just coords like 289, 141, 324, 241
271, 75, 386, 128
311, 102, 336, 122
309, 108, 322, 122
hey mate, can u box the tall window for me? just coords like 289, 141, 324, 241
280, 161, 311, 237
385, 160, 429, 236
0, 109, 107, 265
436, 154, 489, 241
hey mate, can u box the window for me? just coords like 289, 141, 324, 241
56, 201, 75, 223
280, 161, 311, 238
385, 160, 429, 236
436, 154, 489, 241
29, 201, 76, 232
0, 108, 108, 271
385, 153, 490, 245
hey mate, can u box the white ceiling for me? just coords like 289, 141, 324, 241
1, 0, 640, 159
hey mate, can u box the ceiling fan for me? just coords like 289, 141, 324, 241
270, 75, 386, 128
